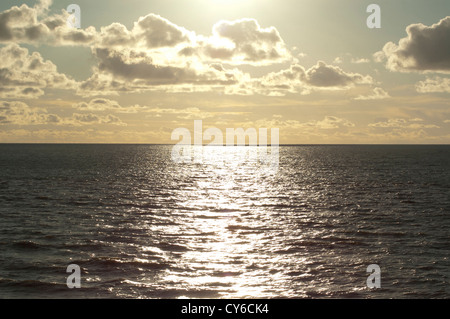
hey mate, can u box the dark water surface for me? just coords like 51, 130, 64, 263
0, 144, 449, 298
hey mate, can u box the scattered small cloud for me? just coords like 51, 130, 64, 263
351, 58, 370, 64
354, 87, 390, 100
369, 118, 439, 129
416, 77, 450, 93
0, 100, 126, 126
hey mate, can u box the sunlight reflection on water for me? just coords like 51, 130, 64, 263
0, 145, 449, 298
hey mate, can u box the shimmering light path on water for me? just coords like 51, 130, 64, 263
0, 145, 449, 298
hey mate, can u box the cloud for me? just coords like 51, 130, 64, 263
300, 116, 355, 129
240, 116, 356, 136
351, 58, 370, 64
0, 1, 97, 46
94, 47, 195, 83
354, 87, 390, 100
71, 113, 126, 126
416, 77, 450, 93
74, 98, 122, 111
332, 54, 370, 65
35, 0, 53, 15
369, 118, 439, 129
333, 57, 343, 64
73, 98, 148, 113
78, 47, 246, 96
133, 14, 191, 48
305, 61, 372, 87
0, 3, 372, 98
377, 16, 450, 73
0, 44, 76, 98
0, 100, 125, 126
0, 87, 45, 99
77, 72, 128, 97
254, 61, 373, 95
98, 14, 191, 49
197, 18, 291, 65
98, 15, 290, 66
144, 107, 215, 120
0, 0, 288, 67
0, 101, 61, 125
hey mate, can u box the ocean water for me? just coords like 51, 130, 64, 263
0, 144, 449, 299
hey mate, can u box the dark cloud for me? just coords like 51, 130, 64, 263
255, 61, 372, 95
379, 16, 450, 72
0, 1, 97, 46
95, 47, 193, 84
133, 14, 190, 48
305, 61, 370, 87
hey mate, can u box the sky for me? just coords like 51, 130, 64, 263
0, 0, 449, 144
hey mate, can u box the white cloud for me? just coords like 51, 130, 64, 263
0, 3, 374, 98
200, 18, 290, 65
73, 98, 122, 112
369, 118, 439, 129
73, 98, 149, 113
299, 116, 355, 129
71, 113, 126, 126
0, 1, 97, 46
351, 58, 370, 64
354, 87, 390, 100
333, 57, 343, 64
416, 77, 450, 93
332, 54, 370, 65
0, 101, 60, 125
0, 100, 125, 126
98, 14, 192, 49
0, 87, 45, 99
0, 44, 76, 98
1, 0, 290, 67
97, 16, 291, 66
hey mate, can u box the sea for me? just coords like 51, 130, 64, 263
0, 144, 449, 299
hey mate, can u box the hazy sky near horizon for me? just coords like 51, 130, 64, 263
0, 0, 449, 143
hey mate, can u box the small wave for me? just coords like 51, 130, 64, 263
0, 278, 67, 291
212, 271, 242, 277
226, 225, 258, 231
158, 242, 190, 252
67, 200, 92, 206
12, 241, 44, 250
195, 215, 221, 220
82, 257, 169, 270
35, 196, 52, 201
400, 200, 416, 204
211, 208, 244, 213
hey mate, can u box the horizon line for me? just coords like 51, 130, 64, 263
1, 143, 449, 146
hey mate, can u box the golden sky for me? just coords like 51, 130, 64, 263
0, 0, 449, 144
